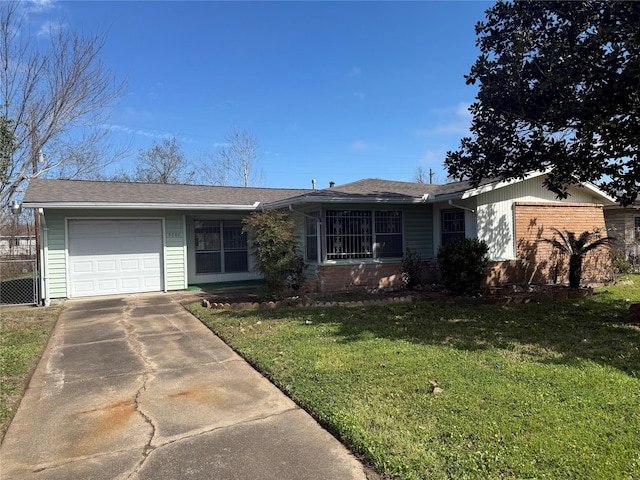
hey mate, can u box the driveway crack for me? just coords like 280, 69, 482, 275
118, 302, 159, 479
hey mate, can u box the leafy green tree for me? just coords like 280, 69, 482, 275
243, 210, 304, 300
446, 1, 640, 206
543, 228, 613, 288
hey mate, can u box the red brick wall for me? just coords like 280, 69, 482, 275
314, 263, 402, 293
304, 261, 439, 293
486, 202, 612, 286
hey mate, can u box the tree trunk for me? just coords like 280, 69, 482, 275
569, 254, 582, 289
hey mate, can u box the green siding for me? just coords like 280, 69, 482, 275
42, 209, 187, 299
44, 211, 67, 298
290, 203, 434, 265
403, 205, 433, 260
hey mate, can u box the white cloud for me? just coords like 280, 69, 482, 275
353, 91, 365, 100
37, 19, 64, 38
26, 0, 56, 13
107, 124, 172, 140
417, 102, 473, 137
348, 66, 361, 78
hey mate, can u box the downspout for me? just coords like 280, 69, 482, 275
38, 208, 50, 306
448, 199, 475, 214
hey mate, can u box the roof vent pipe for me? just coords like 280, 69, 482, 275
329, 181, 335, 188
312, 179, 316, 190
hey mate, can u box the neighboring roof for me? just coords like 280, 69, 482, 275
23, 178, 312, 210
262, 178, 483, 208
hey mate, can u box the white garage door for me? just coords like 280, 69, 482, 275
68, 219, 163, 297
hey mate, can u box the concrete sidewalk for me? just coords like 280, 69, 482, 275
0, 294, 369, 480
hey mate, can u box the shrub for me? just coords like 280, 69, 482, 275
242, 210, 305, 300
401, 248, 423, 290
543, 228, 614, 288
437, 238, 489, 295
611, 248, 633, 274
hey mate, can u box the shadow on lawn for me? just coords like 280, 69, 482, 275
224, 293, 640, 377
348, 297, 638, 376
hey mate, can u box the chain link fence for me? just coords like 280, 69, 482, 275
0, 257, 38, 306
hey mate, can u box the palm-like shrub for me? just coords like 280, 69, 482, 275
543, 228, 614, 288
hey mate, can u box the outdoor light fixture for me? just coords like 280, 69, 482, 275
9, 200, 22, 216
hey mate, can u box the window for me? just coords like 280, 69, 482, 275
441, 209, 465, 245
305, 212, 320, 262
374, 211, 403, 258
325, 209, 403, 260
635, 217, 640, 241
194, 220, 248, 274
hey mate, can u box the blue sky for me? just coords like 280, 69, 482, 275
29, 0, 493, 189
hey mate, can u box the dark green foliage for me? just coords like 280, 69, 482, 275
437, 238, 489, 295
243, 209, 304, 300
543, 228, 614, 288
610, 248, 633, 275
445, 1, 640, 206
401, 248, 423, 290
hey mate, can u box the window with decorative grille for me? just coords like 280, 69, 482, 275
325, 210, 403, 260
441, 209, 466, 245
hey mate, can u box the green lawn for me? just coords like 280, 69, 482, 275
189, 276, 640, 479
0, 305, 60, 442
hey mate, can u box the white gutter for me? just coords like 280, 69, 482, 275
448, 199, 475, 214
38, 208, 50, 307
21, 202, 262, 210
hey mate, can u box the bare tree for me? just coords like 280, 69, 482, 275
206, 126, 263, 187
0, 0, 125, 217
414, 166, 428, 184
127, 137, 194, 184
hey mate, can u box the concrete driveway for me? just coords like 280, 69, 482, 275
0, 294, 368, 480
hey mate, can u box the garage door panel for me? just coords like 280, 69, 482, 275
97, 260, 117, 273
120, 259, 141, 271
142, 258, 160, 270
71, 261, 93, 274
68, 220, 163, 297
72, 281, 95, 295
118, 221, 159, 236
121, 278, 141, 289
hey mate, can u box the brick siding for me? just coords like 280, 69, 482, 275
487, 202, 613, 286
302, 261, 437, 294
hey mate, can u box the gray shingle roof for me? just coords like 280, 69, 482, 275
22, 176, 503, 209
326, 178, 476, 196
23, 178, 312, 207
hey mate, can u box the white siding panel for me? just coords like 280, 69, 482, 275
475, 176, 604, 260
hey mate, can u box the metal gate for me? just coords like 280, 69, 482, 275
0, 257, 38, 306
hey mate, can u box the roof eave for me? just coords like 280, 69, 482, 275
22, 201, 262, 211
263, 194, 431, 209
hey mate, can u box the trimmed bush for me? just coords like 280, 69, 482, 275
401, 248, 423, 290
437, 238, 489, 295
